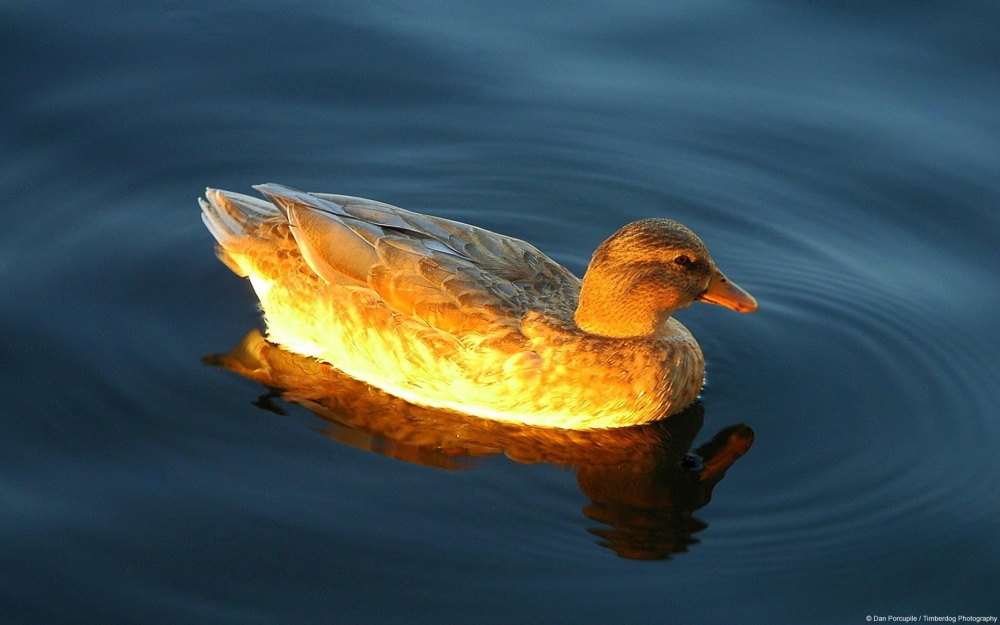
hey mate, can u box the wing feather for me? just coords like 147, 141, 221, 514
254, 184, 582, 333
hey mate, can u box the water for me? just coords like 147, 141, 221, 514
2, 1, 999, 623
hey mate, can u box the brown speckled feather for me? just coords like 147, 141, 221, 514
258, 184, 581, 334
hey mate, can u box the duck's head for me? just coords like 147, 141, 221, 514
575, 218, 757, 338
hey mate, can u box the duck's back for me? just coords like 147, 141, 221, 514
203, 185, 580, 325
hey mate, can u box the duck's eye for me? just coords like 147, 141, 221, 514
673, 255, 692, 266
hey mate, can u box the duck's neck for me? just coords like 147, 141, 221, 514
574, 269, 679, 339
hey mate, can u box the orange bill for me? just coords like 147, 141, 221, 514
697, 270, 758, 312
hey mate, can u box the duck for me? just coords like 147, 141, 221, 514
200, 184, 757, 430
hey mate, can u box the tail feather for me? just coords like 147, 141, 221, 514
200, 188, 281, 246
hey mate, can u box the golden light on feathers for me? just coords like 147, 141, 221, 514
201, 184, 756, 429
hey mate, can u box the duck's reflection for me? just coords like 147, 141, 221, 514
206, 329, 754, 560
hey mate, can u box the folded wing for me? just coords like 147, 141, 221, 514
251, 184, 581, 334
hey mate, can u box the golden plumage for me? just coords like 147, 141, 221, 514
201, 184, 757, 429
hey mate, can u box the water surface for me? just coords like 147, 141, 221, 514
2, 1, 999, 623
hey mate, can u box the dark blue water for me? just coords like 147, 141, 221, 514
3, 1, 999, 623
